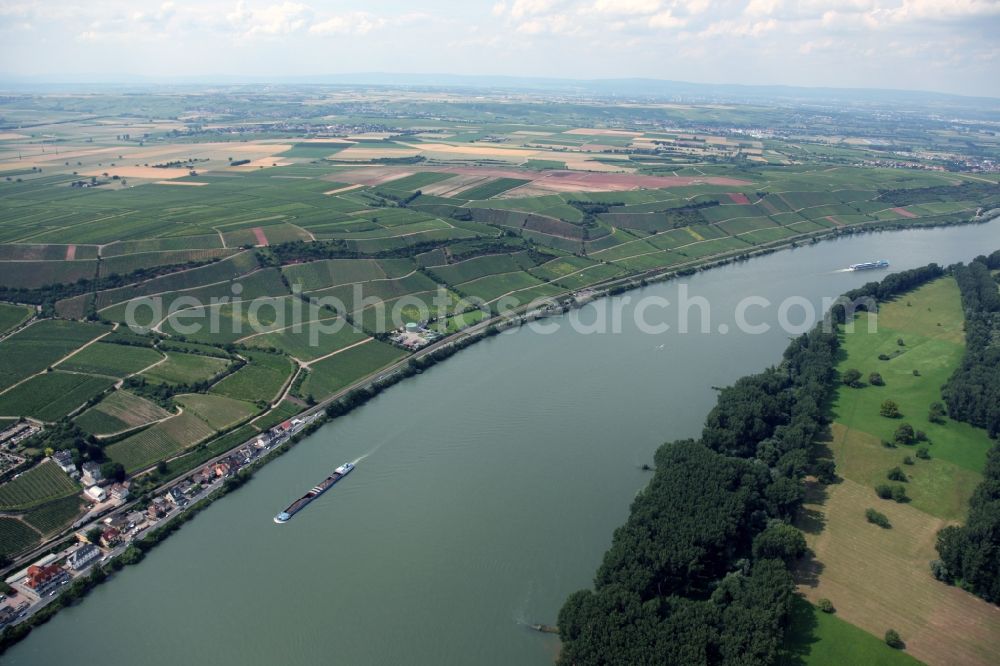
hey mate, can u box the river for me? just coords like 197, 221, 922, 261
6, 222, 997, 665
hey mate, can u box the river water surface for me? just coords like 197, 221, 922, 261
6, 222, 998, 665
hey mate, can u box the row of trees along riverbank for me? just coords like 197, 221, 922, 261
556, 261, 954, 666
935, 250, 1000, 603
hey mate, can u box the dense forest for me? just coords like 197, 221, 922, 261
935, 251, 1000, 603
556, 263, 954, 665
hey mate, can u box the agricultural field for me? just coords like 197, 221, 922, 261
57, 341, 163, 377
0, 302, 32, 335
0, 518, 40, 558
22, 495, 86, 535
105, 410, 218, 472
0, 320, 110, 391
795, 277, 1000, 666
0, 460, 78, 511
74, 389, 172, 435
298, 340, 405, 401
209, 351, 294, 403
173, 393, 257, 431
140, 352, 230, 386
0, 371, 115, 422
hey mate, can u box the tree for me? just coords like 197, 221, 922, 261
891, 485, 908, 503
156, 460, 168, 475
85, 527, 102, 544
868, 372, 884, 386
813, 459, 837, 484
885, 629, 904, 649
886, 466, 907, 482
100, 461, 125, 483
842, 368, 863, 387
752, 522, 806, 563
916, 446, 930, 460
928, 401, 946, 424
880, 399, 901, 418
817, 598, 835, 613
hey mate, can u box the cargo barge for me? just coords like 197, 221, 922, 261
274, 462, 355, 524
849, 260, 889, 271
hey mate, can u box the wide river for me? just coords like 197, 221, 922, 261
6, 222, 998, 665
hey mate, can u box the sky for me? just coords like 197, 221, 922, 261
0, 0, 998, 97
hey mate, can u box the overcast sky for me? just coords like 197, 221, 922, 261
1, 0, 998, 97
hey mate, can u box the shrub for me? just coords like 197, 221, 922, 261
886, 466, 907, 482
878, 353, 891, 361
880, 399, 901, 418
930, 559, 951, 582
902, 455, 914, 465
866, 508, 891, 528
916, 446, 930, 460
891, 485, 908, 503
893, 422, 915, 445
912, 369, 921, 376
915, 430, 928, 442
869, 372, 884, 386
875, 484, 893, 499
881, 439, 896, 448
842, 368, 863, 387
885, 629, 904, 649
817, 598, 835, 613
928, 401, 946, 424
897, 338, 905, 346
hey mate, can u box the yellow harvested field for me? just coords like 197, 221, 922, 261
563, 128, 642, 136
83, 166, 193, 179
155, 180, 208, 186
230, 158, 291, 169
332, 146, 421, 160
324, 184, 364, 195
401, 142, 537, 159
512, 131, 554, 136
556, 153, 634, 172
795, 478, 1000, 666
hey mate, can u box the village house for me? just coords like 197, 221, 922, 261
109, 482, 129, 502
25, 564, 69, 595
52, 450, 77, 477
99, 527, 121, 549
67, 543, 101, 571
81, 461, 103, 486
147, 497, 168, 520
85, 485, 107, 502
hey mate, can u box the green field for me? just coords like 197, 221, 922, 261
22, 495, 86, 535
57, 342, 163, 377
457, 178, 530, 200
105, 410, 218, 472
174, 393, 257, 430
831, 278, 995, 519
140, 352, 230, 385
0, 517, 40, 558
0, 302, 32, 335
209, 351, 294, 403
779, 596, 922, 666
298, 340, 405, 401
74, 389, 172, 435
0, 320, 110, 391
0, 460, 78, 511
243, 317, 368, 362
0, 371, 115, 421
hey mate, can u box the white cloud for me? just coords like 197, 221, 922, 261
649, 10, 686, 28
509, 0, 556, 19
309, 12, 385, 35
227, 1, 312, 38
589, 0, 662, 15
